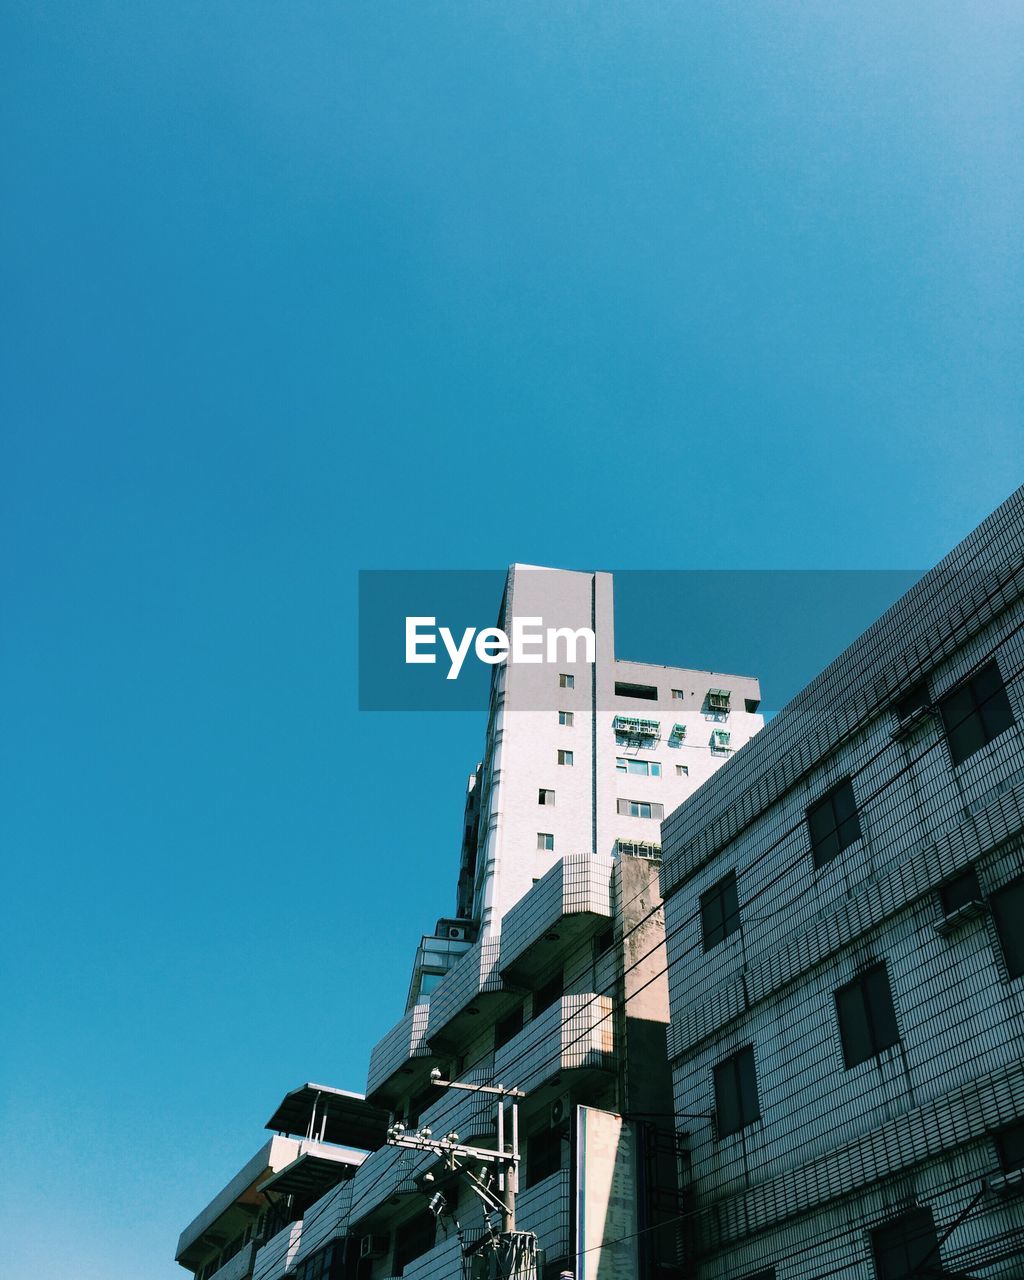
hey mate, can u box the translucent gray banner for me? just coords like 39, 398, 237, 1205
358, 569, 922, 716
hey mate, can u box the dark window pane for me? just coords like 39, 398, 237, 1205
832, 781, 858, 824
836, 963, 900, 1068
714, 1046, 759, 1137
808, 799, 837, 845
813, 829, 840, 868
896, 681, 930, 721
714, 1057, 741, 1137
991, 877, 1024, 979
939, 867, 981, 915
701, 872, 740, 950
393, 1210, 437, 1274
948, 715, 987, 765
526, 1124, 563, 1186
940, 685, 975, 736
836, 982, 872, 1068
809, 780, 860, 868
736, 1047, 760, 1125
864, 965, 900, 1052
940, 662, 1015, 765
871, 1208, 940, 1280
720, 874, 740, 939
701, 890, 724, 949
995, 1118, 1024, 1172
495, 1004, 524, 1050
533, 970, 562, 1018
979, 676, 1014, 739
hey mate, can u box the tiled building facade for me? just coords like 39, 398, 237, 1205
660, 488, 1024, 1279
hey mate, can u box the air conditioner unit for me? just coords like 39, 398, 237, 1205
359, 1235, 389, 1260
435, 918, 476, 943
988, 1169, 1024, 1196
550, 1093, 572, 1130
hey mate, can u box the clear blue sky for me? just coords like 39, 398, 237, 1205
1, 3, 1022, 1277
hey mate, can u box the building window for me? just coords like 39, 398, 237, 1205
707, 688, 731, 712
538, 789, 555, 806
593, 926, 614, 957
671, 688, 685, 700
676, 764, 689, 776
835, 963, 901, 1068
938, 866, 982, 916
293, 1243, 343, 1280
557, 749, 574, 766
615, 757, 662, 777
392, 1210, 437, 1276
615, 681, 658, 700
537, 832, 554, 851
617, 799, 665, 820
807, 778, 861, 869
701, 871, 740, 951
532, 969, 562, 1018
616, 838, 661, 858
710, 729, 731, 754
559, 673, 575, 689
526, 1123, 563, 1187
558, 710, 574, 726
870, 1207, 941, 1280
494, 1004, 524, 1050
939, 660, 1015, 766
714, 1045, 760, 1137
995, 1118, 1024, 1172
895, 680, 930, 722
990, 875, 1024, 979
738, 1272, 775, 1280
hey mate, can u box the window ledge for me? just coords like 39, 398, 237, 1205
890, 705, 936, 741
988, 1169, 1024, 1196
933, 900, 989, 936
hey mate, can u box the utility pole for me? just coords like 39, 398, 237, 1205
385, 1069, 542, 1279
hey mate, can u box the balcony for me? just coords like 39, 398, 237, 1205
425, 940, 517, 1051
416, 1067, 498, 1147
204, 1241, 257, 1280
366, 1005, 439, 1107
493, 994, 614, 1095
517, 1169, 571, 1260
347, 1140, 435, 1230
499, 855, 613, 986
252, 1223, 302, 1280
380, 1233, 463, 1280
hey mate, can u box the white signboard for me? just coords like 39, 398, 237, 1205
575, 1106, 639, 1280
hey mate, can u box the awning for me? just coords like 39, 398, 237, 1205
260, 1152, 359, 1201
265, 1083, 390, 1151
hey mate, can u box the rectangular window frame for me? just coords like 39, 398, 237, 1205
835, 962, 901, 1069
807, 778, 862, 869
701, 871, 740, 951
990, 875, 1024, 979
615, 757, 662, 777
938, 660, 1014, 766
713, 1045, 760, 1138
